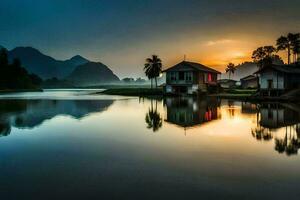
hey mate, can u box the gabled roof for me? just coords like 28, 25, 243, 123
163, 61, 221, 74
254, 64, 300, 74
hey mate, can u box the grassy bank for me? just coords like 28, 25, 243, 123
208, 89, 256, 100
100, 88, 163, 96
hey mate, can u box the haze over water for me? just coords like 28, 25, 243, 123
1, 90, 300, 199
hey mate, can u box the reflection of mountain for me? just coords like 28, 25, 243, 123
252, 103, 300, 156
0, 99, 114, 137
164, 97, 220, 128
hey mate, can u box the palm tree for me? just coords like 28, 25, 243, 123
144, 55, 162, 89
291, 36, 300, 63
225, 63, 236, 80
276, 33, 300, 64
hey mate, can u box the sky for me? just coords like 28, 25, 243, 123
0, 0, 300, 78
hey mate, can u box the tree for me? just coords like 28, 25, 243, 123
252, 46, 278, 69
144, 55, 162, 89
0, 48, 8, 67
0, 50, 42, 90
225, 63, 236, 80
276, 33, 300, 64
291, 36, 300, 63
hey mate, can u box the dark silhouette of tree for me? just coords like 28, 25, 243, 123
276, 33, 300, 64
0, 48, 42, 90
0, 122, 11, 137
145, 99, 162, 132
252, 46, 279, 69
29, 74, 43, 86
144, 55, 162, 89
225, 63, 236, 80
0, 48, 8, 67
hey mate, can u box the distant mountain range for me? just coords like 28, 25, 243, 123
220, 62, 259, 80
1, 46, 120, 85
68, 62, 120, 86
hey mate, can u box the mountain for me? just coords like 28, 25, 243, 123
67, 62, 120, 86
7, 47, 90, 79
220, 62, 259, 80
64, 55, 89, 67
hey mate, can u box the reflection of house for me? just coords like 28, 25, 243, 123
241, 102, 257, 114
259, 103, 300, 129
163, 61, 221, 95
240, 75, 258, 89
218, 79, 237, 89
255, 64, 300, 96
164, 97, 219, 128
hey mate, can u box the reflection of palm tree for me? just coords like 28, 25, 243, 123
274, 126, 300, 156
227, 100, 235, 118
251, 128, 273, 141
145, 100, 162, 132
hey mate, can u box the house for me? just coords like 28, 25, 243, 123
255, 64, 300, 96
240, 75, 258, 89
163, 61, 221, 95
217, 79, 237, 89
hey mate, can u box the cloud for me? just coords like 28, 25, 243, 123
206, 39, 235, 46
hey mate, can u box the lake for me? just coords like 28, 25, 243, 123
1, 89, 300, 199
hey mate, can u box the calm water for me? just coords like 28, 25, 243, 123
1, 90, 300, 199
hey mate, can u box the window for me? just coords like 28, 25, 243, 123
207, 73, 212, 82
170, 72, 176, 81
179, 72, 185, 80
186, 72, 192, 81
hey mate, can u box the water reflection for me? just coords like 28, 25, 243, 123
0, 99, 114, 137
164, 97, 220, 128
145, 99, 163, 132
161, 97, 300, 156
251, 103, 300, 156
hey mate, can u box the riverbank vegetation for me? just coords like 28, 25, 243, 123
100, 88, 163, 96
0, 48, 42, 92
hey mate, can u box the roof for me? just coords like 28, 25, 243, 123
240, 75, 257, 81
254, 64, 300, 74
163, 61, 221, 74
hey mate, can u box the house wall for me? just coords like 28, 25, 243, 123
165, 69, 218, 94
166, 71, 195, 85
241, 79, 258, 89
259, 71, 284, 90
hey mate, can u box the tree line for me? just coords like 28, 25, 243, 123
225, 32, 300, 79
0, 48, 42, 90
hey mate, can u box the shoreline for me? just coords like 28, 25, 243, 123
0, 89, 43, 94
99, 88, 300, 102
